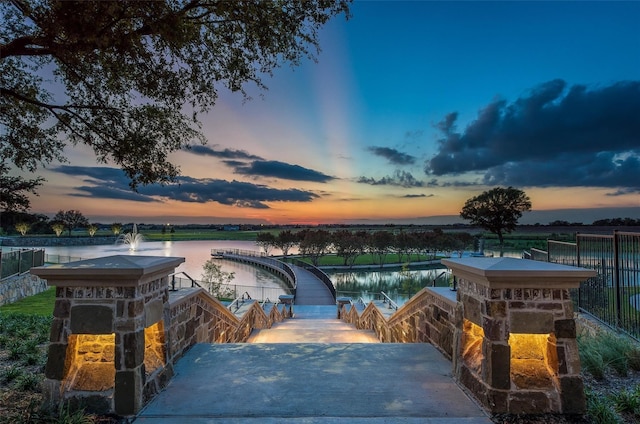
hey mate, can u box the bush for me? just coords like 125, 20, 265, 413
587, 391, 623, 424
578, 331, 640, 379
1, 365, 24, 384
14, 372, 41, 391
611, 387, 640, 416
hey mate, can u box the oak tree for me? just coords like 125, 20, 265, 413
52, 209, 89, 236
1, 0, 351, 207
460, 187, 532, 248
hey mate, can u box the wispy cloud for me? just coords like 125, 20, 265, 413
358, 170, 424, 188
402, 193, 432, 198
186, 145, 263, 160
367, 146, 416, 165
425, 80, 640, 190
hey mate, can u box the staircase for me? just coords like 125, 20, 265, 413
135, 305, 492, 423
247, 308, 379, 343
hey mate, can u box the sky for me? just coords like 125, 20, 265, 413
16, 1, 640, 225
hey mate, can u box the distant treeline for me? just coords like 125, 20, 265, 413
548, 218, 640, 227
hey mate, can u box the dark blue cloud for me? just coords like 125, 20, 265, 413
230, 160, 335, 182
53, 165, 131, 185
402, 193, 432, 198
53, 166, 156, 202
358, 170, 424, 188
367, 146, 416, 165
186, 145, 263, 160
141, 177, 319, 207
50, 166, 319, 208
425, 80, 640, 189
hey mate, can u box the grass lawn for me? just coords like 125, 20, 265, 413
0, 287, 55, 316
143, 229, 264, 241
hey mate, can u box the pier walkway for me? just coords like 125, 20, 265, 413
213, 250, 335, 305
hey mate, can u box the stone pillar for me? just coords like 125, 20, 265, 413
442, 257, 596, 415
31, 255, 184, 416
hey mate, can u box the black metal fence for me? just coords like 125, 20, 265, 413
532, 231, 640, 340
0, 248, 45, 280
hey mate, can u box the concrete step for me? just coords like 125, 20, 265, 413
247, 319, 379, 343
269, 319, 359, 329
136, 343, 492, 423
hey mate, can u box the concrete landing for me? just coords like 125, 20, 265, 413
135, 343, 491, 423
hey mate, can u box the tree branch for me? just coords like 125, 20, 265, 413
0, 36, 53, 59
0, 87, 117, 111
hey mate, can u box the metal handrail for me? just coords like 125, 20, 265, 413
355, 297, 368, 309
431, 270, 449, 287
213, 249, 297, 291
228, 291, 252, 312
380, 291, 399, 311
169, 271, 200, 290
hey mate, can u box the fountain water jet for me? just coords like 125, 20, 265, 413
116, 223, 145, 251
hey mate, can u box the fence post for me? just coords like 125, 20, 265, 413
576, 233, 581, 307
613, 230, 622, 328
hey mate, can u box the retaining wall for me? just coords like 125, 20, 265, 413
1, 236, 117, 247
0, 273, 48, 306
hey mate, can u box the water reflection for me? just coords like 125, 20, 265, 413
20, 240, 289, 300
329, 267, 451, 305
20, 240, 464, 304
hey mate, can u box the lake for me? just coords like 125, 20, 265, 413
9, 240, 455, 303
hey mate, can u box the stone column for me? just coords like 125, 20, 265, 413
442, 257, 596, 415
32, 255, 184, 416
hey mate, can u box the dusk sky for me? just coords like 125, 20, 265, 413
17, 1, 640, 225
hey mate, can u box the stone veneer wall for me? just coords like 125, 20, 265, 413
454, 278, 584, 414
36, 255, 287, 418
1, 236, 117, 247
46, 283, 282, 416
167, 288, 241, 367
357, 303, 391, 341
45, 275, 171, 415
387, 287, 457, 359
343, 287, 457, 358
0, 273, 48, 306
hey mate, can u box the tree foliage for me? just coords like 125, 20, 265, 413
87, 223, 98, 237
274, 230, 298, 257
201, 258, 235, 299
0, 164, 43, 213
14, 221, 30, 236
460, 187, 532, 246
52, 209, 88, 236
111, 223, 122, 235
256, 231, 276, 255
1, 0, 351, 205
51, 222, 64, 237
299, 229, 332, 266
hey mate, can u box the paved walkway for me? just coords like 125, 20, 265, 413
218, 253, 335, 305
135, 306, 492, 423
291, 266, 334, 305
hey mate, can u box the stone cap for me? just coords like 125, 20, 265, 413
31, 255, 185, 287
441, 257, 597, 289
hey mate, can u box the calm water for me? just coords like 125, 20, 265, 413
10, 240, 477, 303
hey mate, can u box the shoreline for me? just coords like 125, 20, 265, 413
2, 236, 450, 272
